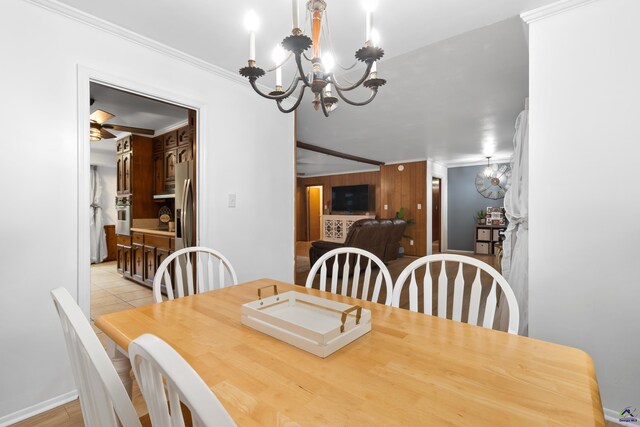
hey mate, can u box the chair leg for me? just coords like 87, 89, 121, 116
107, 339, 133, 397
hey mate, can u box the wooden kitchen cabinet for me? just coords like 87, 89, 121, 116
164, 149, 176, 193
152, 152, 164, 195
122, 152, 131, 195
164, 130, 177, 149
116, 245, 125, 274
177, 145, 192, 164
152, 136, 164, 153
120, 230, 174, 288
177, 126, 191, 146
116, 155, 123, 194
144, 245, 156, 286
132, 243, 145, 282
123, 246, 132, 277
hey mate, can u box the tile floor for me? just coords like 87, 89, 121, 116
89, 261, 158, 348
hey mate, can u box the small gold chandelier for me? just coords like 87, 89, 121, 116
239, 0, 386, 117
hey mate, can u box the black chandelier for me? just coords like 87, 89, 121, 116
239, 0, 386, 117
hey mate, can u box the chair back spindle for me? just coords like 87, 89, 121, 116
306, 247, 393, 305
392, 254, 519, 334
154, 247, 238, 303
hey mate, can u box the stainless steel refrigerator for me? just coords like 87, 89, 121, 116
175, 160, 195, 250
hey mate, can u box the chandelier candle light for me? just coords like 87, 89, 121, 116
239, 0, 386, 117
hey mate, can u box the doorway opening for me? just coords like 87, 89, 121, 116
306, 186, 323, 242
432, 177, 442, 253
88, 81, 197, 322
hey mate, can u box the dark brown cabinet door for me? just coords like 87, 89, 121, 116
177, 145, 192, 164
153, 152, 164, 195
122, 152, 132, 195
155, 248, 171, 286
132, 244, 145, 283
177, 126, 191, 146
122, 135, 131, 152
164, 130, 177, 149
164, 149, 176, 181
116, 154, 123, 195
116, 245, 125, 274
123, 246, 132, 277
152, 136, 164, 153
144, 245, 156, 286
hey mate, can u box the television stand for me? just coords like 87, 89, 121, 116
321, 214, 375, 243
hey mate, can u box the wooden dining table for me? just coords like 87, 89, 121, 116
96, 279, 604, 426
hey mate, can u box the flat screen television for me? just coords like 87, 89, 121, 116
331, 185, 374, 213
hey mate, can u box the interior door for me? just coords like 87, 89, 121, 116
307, 186, 322, 241
432, 178, 441, 253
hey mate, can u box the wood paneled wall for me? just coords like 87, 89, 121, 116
380, 161, 427, 256
296, 161, 427, 256
296, 171, 380, 241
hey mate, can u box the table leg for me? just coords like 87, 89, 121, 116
106, 338, 132, 397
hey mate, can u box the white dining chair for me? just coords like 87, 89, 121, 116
306, 247, 394, 305
392, 254, 520, 334
129, 334, 236, 427
50, 287, 142, 427
153, 246, 238, 303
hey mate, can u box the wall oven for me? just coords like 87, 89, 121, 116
115, 195, 131, 236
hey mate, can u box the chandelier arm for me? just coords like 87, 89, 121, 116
249, 78, 302, 100
295, 53, 312, 87
330, 61, 373, 92
276, 86, 306, 113
333, 85, 379, 106
319, 91, 331, 118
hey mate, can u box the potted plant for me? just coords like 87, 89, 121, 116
396, 207, 416, 257
475, 210, 487, 224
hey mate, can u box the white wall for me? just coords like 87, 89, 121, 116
527, 0, 640, 415
0, 0, 294, 422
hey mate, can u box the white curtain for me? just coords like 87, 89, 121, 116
500, 100, 529, 336
90, 165, 107, 264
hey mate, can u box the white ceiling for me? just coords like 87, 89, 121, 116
89, 82, 188, 155
60, 0, 552, 172
296, 16, 529, 175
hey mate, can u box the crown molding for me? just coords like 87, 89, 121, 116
521, 0, 599, 24
23, 0, 261, 91
154, 120, 189, 137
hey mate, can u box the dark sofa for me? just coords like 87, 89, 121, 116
309, 218, 406, 268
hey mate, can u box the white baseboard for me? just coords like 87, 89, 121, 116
604, 407, 625, 425
0, 390, 78, 426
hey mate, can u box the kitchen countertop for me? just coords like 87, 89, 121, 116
130, 227, 175, 237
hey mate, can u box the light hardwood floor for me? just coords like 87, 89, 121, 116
11, 262, 154, 427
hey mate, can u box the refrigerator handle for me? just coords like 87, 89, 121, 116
180, 178, 189, 247
185, 178, 194, 247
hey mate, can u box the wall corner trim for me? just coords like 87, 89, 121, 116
23, 0, 256, 90
521, 0, 599, 23
0, 390, 78, 425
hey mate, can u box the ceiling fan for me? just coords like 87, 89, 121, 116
89, 105, 154, 141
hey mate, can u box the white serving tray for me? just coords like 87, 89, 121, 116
241, 287, 371, 358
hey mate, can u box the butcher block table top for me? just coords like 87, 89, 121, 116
96, 279, 604, 426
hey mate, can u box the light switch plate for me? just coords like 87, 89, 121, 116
228, 193, 236, 208
384, 204, 388, 210
410, 240, 414, 246
417, 204, 422, 210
